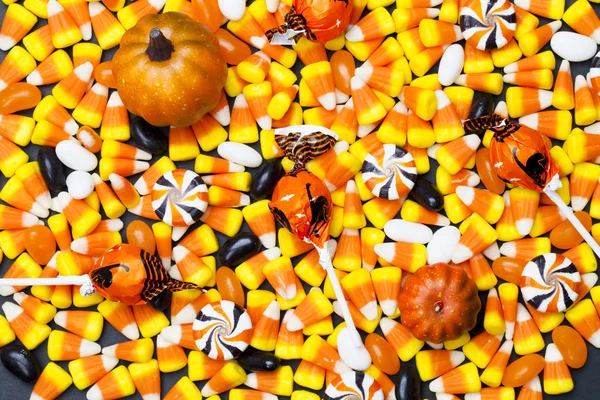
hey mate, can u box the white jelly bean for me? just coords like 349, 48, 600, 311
384, 219, 433, 244
66, 170, 94, 200
551, 31, 598, 62
218, 142, 263, 168
438, 44, 464, 86
427, 226, 461, 265
56, 140, 98, 171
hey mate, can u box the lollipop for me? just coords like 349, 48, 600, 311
269, 125, 372, 371
459, 0, 516, 51
265, 0, 353, 45
325, 371, 385, 400
361, 144, 417, 200
464, 114, 600, 258
0, 244, 201, 306
521, 253, 580, 313
192, 300, 253, 360
151, 169, 208, 227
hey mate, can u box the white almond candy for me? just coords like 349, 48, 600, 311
56, 140, 98, 171
67, 171, 94, 200
384, 219, 433, 244
551, 32, 598, 62
217, 142, 263, 168
427, 226, 461, 265
218, 0, 245, 21
438, 44, 464, 86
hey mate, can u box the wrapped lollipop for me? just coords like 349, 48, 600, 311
265, 0, 353, 45
269, 125, 372, 371
464, 114, 600, 257
0, 244, 201, 307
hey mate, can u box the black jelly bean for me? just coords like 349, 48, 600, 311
251, 159, 285, 201
219, 233, 261, 267
131, 117, 168, 154
468, 92, 495, 120
37, 147, 66, 192
396, 366, 422, 400
0, 344, 40, 384
470, 291, 488, 336
410, 177, 444, 212
149, 289, 172, 311
238, 349, 281, 372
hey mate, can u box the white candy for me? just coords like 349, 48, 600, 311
217, 142, 263, 168
438, 44, 464, 86
336, 327, 372, 372
56, 140, 98, 171
427, 226, 461, 265
551, 32, 598, 62
384, 219, 433, 244
67, 171, 94, 200
218, 0, 245, 21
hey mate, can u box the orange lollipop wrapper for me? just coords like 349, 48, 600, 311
266, 0, 353, 44
0, 244, 201, 307
464, 114, 560, 192
465, 114, 600, 258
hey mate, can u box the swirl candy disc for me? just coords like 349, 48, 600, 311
459, 0, 517, 51
151, 169, 208, 227
361, 144, 417, 200
520, 253, 581, 313
325, 371, 385, 400
192, 300, 253, 360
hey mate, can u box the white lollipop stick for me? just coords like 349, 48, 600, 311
0, 275, 96, 297
314, 243, 361, 347
544, 188, 600, 258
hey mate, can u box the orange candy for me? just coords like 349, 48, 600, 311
502, 354, 545, 388
93, 61, 117, 89
491, 257, 527, 286
475, 147, 505, 195
330, 50, 356, 96
24, 225, 56, 265
126, 220, 156, 254
365, 333, 400, 375
549, 211, 592, 250
552, 326, 587, 369
216, 267, 244, 308
0, 82, 41, 114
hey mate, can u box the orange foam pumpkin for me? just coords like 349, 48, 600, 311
112, 12, 227, 127
398, 263, 481, 343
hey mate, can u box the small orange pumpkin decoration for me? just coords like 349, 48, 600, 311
398, 263, 481, 343
112, 12, 227, 128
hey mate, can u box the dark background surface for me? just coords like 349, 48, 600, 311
2, 0, 600, 399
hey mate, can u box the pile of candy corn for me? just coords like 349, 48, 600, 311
4, 0, 600, 399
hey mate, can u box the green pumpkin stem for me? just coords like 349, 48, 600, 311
146, 28, 174, 62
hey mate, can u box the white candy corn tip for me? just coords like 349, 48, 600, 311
80, 339, 102, 357
121, 323, 140, 341
53, 311, 67, 327
379, 300, 397, 317
360, 301, 379, 321
171, 226, 188, 242
259, 232, 277, 249
451, 243, 473, 264
172, 305, 196, 325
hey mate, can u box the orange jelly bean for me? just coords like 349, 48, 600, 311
365, 333, 400, 375
492, 257, 527, 286
0, 82, 42, 114
552, 325, 587, 369
549, 211, 592, 250
475, 147, 505, 195
215, 28, 252, 66
502, 354, 545, 388
24, 225, 57, 265
330, 50, 356, 96
216, 266, 245, 308
126, 220, 156, 254
93, 61, 117, 89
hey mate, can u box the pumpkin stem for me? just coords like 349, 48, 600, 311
434, 301, 444, 313
146, 28, 174, 62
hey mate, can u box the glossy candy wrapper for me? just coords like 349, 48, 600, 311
464, 114, 559, 192
269, 126, 338, 249
0, 244, 201, 307
89, 244, 201, 305
266, 0, 353, 44
465, 115, 600, 259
